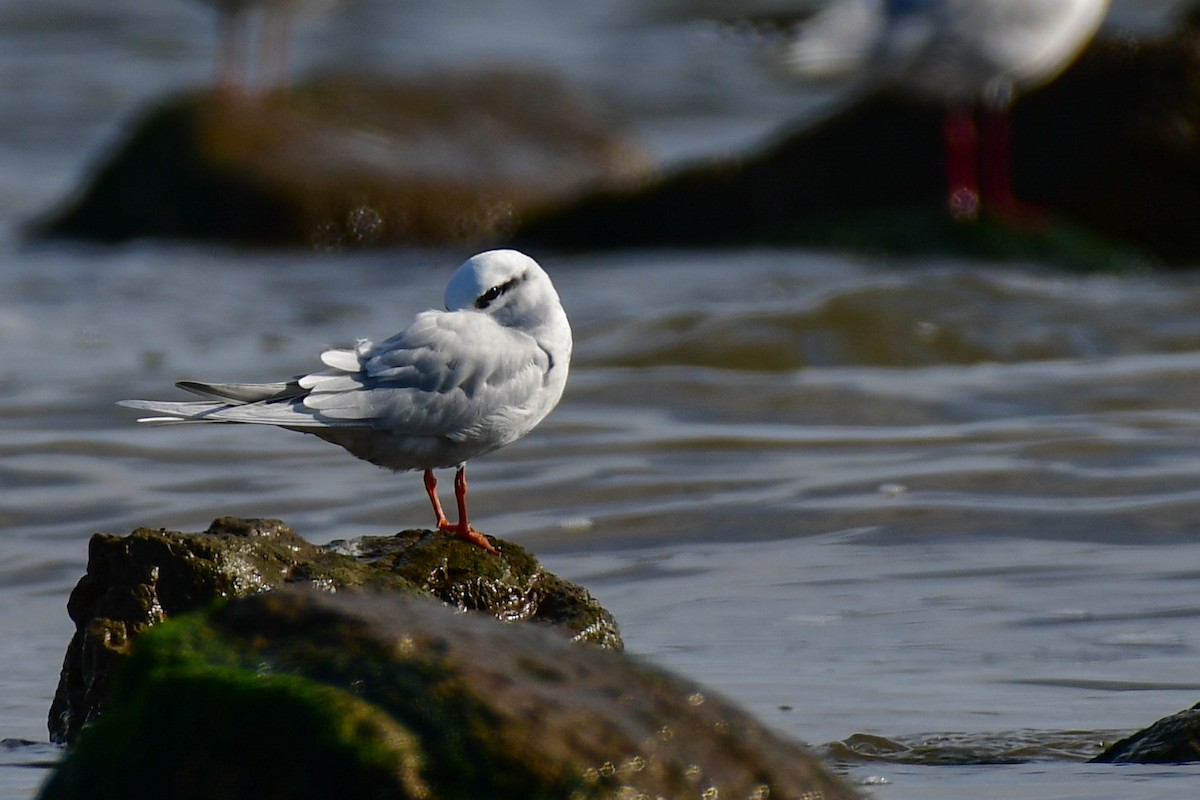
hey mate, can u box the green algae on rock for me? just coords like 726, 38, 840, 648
49, 517, 620, 745
39, 588, 861, 800
333, 531, 623, 649
32, 69, 645, 248
43, 663, 428, 800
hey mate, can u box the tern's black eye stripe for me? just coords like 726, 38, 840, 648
475, 277, 520, 309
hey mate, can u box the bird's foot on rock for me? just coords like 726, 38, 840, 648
438, 520, 499, 555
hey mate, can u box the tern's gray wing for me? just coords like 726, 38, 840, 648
121, 309, 551, 438
299, 309, 551, 442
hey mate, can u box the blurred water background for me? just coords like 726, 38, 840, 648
4, 0, 1200, 797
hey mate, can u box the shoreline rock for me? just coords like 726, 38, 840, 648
48, 517, 620, 745
39, 588, 862, 800
1092, 702, 1200, 763
31, 69, 646, 249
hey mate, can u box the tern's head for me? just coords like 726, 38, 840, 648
445, 249, 566, 334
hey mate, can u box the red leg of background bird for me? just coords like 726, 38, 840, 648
980, 107, 1016, 211
943, 106, 981, 221
451, 466, 498, 554
980, 106, 1045, 227
423, 469, 452, 530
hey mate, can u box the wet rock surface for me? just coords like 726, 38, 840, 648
1092, 702, 1200, 763
516, 23, 1200, 268
39, 588, 861, 800
32, 69, 645, 248
48, 517, 620, 745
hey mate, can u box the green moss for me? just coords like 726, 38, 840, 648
42, 590, 859, 800
41, 623, 429, 799
43, 597, 589, 800
200, 596, 578, 799
51, 519, 620, 746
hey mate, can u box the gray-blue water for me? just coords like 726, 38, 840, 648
4, 1, 1200, 797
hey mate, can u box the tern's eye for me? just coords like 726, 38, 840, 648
475, 277, 520, 309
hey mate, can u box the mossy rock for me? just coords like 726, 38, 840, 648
39, 589, 861, 800
43, 666, 427, 800
49, 517, 620, 745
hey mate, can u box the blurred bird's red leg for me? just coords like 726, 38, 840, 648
943, 106, 981, 221
980, 107, 1045, 226
424, 469, 451, 530
980, 106, 1014, 210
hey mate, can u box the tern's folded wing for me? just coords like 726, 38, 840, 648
299, 310, 550, 440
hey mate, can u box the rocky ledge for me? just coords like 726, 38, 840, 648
40, 587, 861, 800
48, 517, 621, 746
1093, 702, 1200, 764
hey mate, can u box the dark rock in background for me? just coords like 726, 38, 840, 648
48, 517, 620, 745
36, 19, 1200, 265
32, 18, 1200, 265
516, 23, 1200, 268
38, 588, 861, 800
32, 69, 645, 249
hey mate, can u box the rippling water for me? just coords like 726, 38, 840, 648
5, 1, 1200, 799
7, 247, 1200, 798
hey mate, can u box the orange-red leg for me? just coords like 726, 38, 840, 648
423, 468, 451, 529
451, 466, 498, 554
453, 467, 471, 534
423, 467, 497, 555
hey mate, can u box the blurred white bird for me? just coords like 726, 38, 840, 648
120, 249, 572, 555
779, 0, 1112, 219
